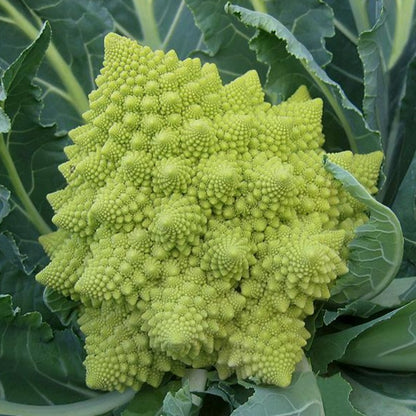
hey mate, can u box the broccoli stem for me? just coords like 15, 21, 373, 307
185, 368, 208, 407
133, 0, 162, 51
348, 0, 371, 34
0, 389, 136, 416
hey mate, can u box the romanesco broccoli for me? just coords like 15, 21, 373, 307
36, 33, 383, 391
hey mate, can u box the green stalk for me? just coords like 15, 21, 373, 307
133, 0, 162, 50
250, 0, 268, 14
334, 18, 359, 45
313, 77, 359, 153
0, 1, 89, 114
185, 368, 208, 407
388, 0, 416, 69
349, 0, 371, 34
0, 389, 136, 416
0, 132, 51, 235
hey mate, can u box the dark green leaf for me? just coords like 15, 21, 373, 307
231, 357, 324, 416
397, 243, 416, 278
0, 0, 113, 131
0, 231, 30, 274
0, 232, 61, 326
0, 107, 10, 133
339, 300, 416, 371
162, 380, 194, 416
107, 0, 204, 59
324, 276, 416, 322
122, 381, 181, 416
226, 3, 381, 154
392, 152, 416, 277
43, 287, 79, 327
357, 7, 389, 139
317, 373, 363, 416
324, 158, 403, 305
304, 303, 325, 350
0, 22, 66, 270
201, 385, 233, 412
381, 53, 416, 206
184, 0, 267, 83
325, 0, 363, 110
359, 2, 416, 205
1, 20, 51, 101
345, 367, 416, 416
352, 0, 416, 204
392, 154, 416, 239
262, 0, 335, 67
204, 380, 251, 410
309, 301, 414, 374
0, 294, 94, 404
0, 185, 10, 222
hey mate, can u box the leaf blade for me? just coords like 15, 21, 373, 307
324, 158, 403, 304
231, 357, 324, 416
317, 373, 364, 416
0, 295, 92, 404
309, 301, 415, 374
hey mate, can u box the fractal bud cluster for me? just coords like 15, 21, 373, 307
37, 33, 383, 391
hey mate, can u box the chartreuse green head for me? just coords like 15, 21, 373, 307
36, 33, 383, 392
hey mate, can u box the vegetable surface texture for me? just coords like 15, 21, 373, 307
36, 33, 383, 392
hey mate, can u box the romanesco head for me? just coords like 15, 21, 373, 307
37, 33, 383, 391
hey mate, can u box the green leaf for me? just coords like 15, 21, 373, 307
260, 0, 335, 67
383, 0, 416, 71
0, 22, 66, 270
0, 294, 92, 404
162, 380, 194, 416
323, 276, 416, 323
0, 185, 10, 222
0, 107, 11, 133
345, 367, 416, 416
392, 152, 416, 242
1, 20, 51, 102
0, 294, 135, 416
122, 381, 181, 416
339, 299, 416, 371
309, 301, 414, 374
43, 287, 79, 327
304, 304, 325, 351
225, 2, 381, 154
392, 151, 416, 278
324, 158, 403, 305
106, 0, 204, 60
357, 2, 416, 205
317, 373, 363, 416
0, 233, 61, 327
184, 0, 267, 83
0, 0, 113, 131
356, 6, 389, 139
398, 241, 416, 278
324, 0, 363, 110
231, 357, 324, 416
